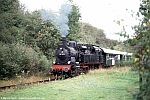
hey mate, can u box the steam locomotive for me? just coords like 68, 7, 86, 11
50, 37, 104, 78
50, 37, 132, 79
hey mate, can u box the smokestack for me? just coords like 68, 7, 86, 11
62, 37, 67, 46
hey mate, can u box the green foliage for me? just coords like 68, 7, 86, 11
68, 4, 81, 41
0, 1, 30, 44
0, 0, 61, 79
0, 0, 20, 13
37, 21, 61, 59
115, 60, 134, 67
128, 0, 150, 99
78, 23, 128, 51
115, 1, 150, 98
124, 38, 137, 46
0, 42, 50, 79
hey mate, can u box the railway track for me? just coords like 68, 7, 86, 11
0, 74, 77, 90
0, 69, 93, 90
0, 79, 54, 90
0, 75, 57, 90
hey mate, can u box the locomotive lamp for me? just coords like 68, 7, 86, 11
68, 61, 71, 64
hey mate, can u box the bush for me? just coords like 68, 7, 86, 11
0, 42, 50, 79
115, 60, 134, 67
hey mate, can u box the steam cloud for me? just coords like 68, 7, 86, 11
40, 3, 72, 37
59, 4, 72, 37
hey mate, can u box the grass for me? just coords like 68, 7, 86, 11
0, 67, 139, 100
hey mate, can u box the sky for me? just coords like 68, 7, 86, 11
19, 0, 141, 41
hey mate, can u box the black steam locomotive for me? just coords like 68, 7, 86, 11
50, 37, 132, 79
50, 37, 104, 78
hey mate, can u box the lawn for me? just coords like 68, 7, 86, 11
0, 67, 139, 100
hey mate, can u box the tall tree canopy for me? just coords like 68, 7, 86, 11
68, 4, 81, 41
0, 0, 61, 79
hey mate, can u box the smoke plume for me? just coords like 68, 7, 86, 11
40, 9, 59, 25
58, 4, 72, 37
40, 3, 72, 37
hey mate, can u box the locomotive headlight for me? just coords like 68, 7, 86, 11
68, 61, 71, 64
53, 61, 55, 64
64, 68, 69, 72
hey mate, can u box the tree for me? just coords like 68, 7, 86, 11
68, 4, 81, 41
37, 21, 61, 60
0, 0, 20, 14
133, 1, 150, 99
0, 0, 61, 79
0, 0, 22, 43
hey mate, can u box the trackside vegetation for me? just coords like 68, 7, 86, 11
0, 67, 138, 100
123, 1, 150, 99
0, 0, 81, 79
115, 60, 134, 67
0, 0, 60, 79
